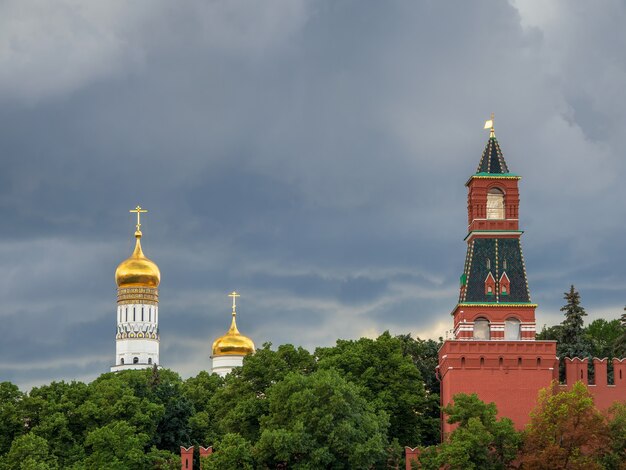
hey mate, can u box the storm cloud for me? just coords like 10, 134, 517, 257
1, 0, 626, 389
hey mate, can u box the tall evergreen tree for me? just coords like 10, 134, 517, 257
613, 306, 626, 357
558, 285, 591, 359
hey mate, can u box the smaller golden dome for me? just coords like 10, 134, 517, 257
115, 231, 161, 288
212, 291, 255, 356
212, 318, 255, 356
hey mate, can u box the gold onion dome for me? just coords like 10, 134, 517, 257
212, 292, 255, 356
115, 230, 161, 288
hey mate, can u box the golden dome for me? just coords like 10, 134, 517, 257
212, 291, 255, 356
115, 231, 161, 288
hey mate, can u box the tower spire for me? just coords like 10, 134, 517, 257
475, 115, 509, 174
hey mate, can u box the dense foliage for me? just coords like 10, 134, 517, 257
417, 384, 626, 470
520, 382, 611, 469
418, 394, 522, 470
2, 310, 624, 469
0, 332, 439, 469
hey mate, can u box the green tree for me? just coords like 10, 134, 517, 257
0, 382, 25, 455
418, 393, 521, 470
83, 421, 149, 470
100, 368, 192, 451
395, 334, 443, 395
316, 332, 438, 447
145, 447, 180, 470
536, 324, 562, 341
183, 371, 223, 444
520, 381, 607, 469
585, 318, 622, 359
254, 369, 389, 469
144, 368, 194, 452
601, 402, 626, 470
0, 433, 58, 470
559, 285, 591, 358
613, 306, 626, 357
22, 381, 90, 466
76, 372, 164, 439
200, 433, 254, 470
207, 343, 316, 443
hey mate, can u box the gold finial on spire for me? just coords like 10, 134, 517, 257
484, 113, 495, 138
228, 291, 240, 316
130, 205, 148, 236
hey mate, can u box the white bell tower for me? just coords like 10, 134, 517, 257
111, 206, 161, 371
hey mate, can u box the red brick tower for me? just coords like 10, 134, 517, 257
438, 121, 557, 435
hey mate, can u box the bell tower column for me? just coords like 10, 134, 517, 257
111, 206, 161, 372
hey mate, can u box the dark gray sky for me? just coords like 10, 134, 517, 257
2, 0, 626, 389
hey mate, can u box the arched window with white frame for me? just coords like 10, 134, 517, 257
486, 187, 505, 219
474, 317, 490, 340
505, 317, 521, 340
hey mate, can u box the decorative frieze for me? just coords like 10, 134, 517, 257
117, 287, 159, 305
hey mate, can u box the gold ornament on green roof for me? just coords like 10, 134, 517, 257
484, 112, 495, 138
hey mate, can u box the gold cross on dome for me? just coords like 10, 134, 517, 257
130, 205, 147, 231
228, 291, 240, 314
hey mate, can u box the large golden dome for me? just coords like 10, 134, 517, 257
212, 291, 255, 356
115, 231, 161, 288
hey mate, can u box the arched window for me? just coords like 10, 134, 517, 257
487, 188, 505, 219
461, 357, 466, 368
505, 317, 521, 340
480, 357, 485, 367
120, 358, 124, 365
148, 358, 152, 365
499, 357, 503, 368
518, 357, 522, 367
537, 357, 541, 368
474, 318, 490, 340
133, 357, 139, 364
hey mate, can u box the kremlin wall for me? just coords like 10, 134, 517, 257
109, 121, 625, 467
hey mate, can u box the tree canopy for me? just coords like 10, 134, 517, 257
417, 394, 521, 470
0, 333, 440, 469
1, 324, 624, 469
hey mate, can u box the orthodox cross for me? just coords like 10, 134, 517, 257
130, 205, 147, 231
228, 291, 240, 315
